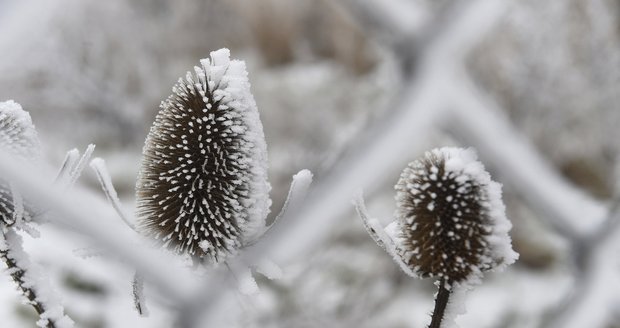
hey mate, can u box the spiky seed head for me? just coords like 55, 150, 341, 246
394, 147, 517, 286
136, 49, 271, 263
0, 100, 41, 226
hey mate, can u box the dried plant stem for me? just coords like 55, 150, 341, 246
429, 279, 451, 328
0, 232, 56, 328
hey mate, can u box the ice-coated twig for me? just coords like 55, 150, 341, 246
352, 191, 414, 277
89, 157, 134, 230
132, 273, 149, 317
0, 229, 74, 328
66, 144, 95, 188
245, 169, 313, 247
54, 149, 80, 184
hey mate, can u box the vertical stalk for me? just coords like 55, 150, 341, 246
429, 278, 451, 328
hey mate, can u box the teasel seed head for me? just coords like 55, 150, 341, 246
394, 147, 517, 286
0, 100, 41, 227
136, 49, 271, 263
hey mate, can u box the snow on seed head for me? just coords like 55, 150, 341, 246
135, 49, 271, 263
394, 147, 517, 286
0, 101, 41, 226
0, 101, 41, 161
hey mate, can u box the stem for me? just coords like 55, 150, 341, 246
0, 239, 56, 328
132, 272, 148, 316
429, 279, 451, 328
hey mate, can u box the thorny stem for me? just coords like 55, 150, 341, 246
0, 236, 56, 328
429, 278, 451, 328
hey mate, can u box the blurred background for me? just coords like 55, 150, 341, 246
1, 0, 619, 327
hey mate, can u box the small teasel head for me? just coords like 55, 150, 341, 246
0, 101, 41, 226
135, 49, 271, 263
394, 147, 517, 286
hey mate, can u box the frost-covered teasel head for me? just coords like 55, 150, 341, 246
136, 49, 271, 263
394, 147, 517, 286
0, 100, 41, 226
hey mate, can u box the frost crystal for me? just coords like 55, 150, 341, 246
0, 100, 41, 226
394, 147, 518, 286
136, 49, 271, 263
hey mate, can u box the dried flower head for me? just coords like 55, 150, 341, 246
136, 49, 271, 263
394, 147, 517, 286
0, 100, 41, 226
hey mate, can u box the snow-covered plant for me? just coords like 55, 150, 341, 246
84, 48, 312, 314
355, 147, 518, 328
135, 48, 273, 262
0, 100, 74, 328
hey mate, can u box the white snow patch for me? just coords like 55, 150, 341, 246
237, 267, 259, 296
255, 259, 283, 280
0, 100, 41, 162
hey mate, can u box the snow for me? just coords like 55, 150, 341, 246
9, 182, 23, 225
237, 267, 259, 296
0, 100, 41, 162
255, 259, 283, 280
438, 285, 468, 328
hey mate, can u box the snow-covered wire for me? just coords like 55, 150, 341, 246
445, 76, 606, 238
541, 195, 620, 328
